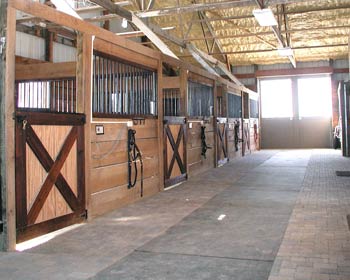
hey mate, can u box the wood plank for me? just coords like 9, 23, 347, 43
188, 72, 214, 87
3, 6, 17, 251
91, 120, 158, 142
15, 122, 27, 229
81, 34, 93, 219
15, 62, 76, 81
15, 112, 85, 126
27, 127, 78, 225
162, 77, 180, 89
91, 157, 159, 193
90, 176, 159, 218
16, 210, 86, 243
16, 55, 45, 64
94, 38, 158, 70
92, 138, 158, 168
256, 66, 334, 78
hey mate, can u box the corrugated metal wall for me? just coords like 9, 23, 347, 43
16, 31, 77, 62
16, 31, 45, 60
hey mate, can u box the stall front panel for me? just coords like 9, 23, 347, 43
90, 39, 161, 217
187, 75, 215, 176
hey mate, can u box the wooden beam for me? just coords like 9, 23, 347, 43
191, 45, 242, 86
256, 66, 333, 77
89, 0, 132, 21
0, 5, 16, 251
131, 14, 178, 58
186, 44, 218, 76
15, 62, 76, 81
50, 0, 81, 19
136, 0, 321, 18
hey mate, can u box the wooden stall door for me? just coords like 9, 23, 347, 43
242, 120, 251, 156
216, 118, 228, 166
15, 112, 86, 243
164, 117, 187, 188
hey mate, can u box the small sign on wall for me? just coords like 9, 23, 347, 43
95, 125, 104, 135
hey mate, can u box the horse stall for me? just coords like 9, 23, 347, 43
226, 88, 244, 159
15, 58, 86, 242
89, 38, 162, 217
242, 92, 251, 156
216, 84, 229, 166
249, 92, 260, 152
162, 61, 188, 188
186, 72, 216, 177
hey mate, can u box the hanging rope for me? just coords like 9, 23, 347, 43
128, 129, 144, 197
201, 125, 211, 158
234, 120, 243, 152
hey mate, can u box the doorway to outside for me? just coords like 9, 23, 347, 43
260, 76, 332, 149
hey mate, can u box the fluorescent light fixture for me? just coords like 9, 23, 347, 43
121, 18, 128, 28
252, 8, 278, 26
277, 47, 293, 57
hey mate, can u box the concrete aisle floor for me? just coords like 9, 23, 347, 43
0, 150, 349, 280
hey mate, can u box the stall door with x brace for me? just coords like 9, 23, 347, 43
15, 112, 86, 243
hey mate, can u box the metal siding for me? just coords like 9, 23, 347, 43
53, 43, 77, 62
15, 31, 45, 60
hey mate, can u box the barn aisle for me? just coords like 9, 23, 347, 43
1, 150, 349, 280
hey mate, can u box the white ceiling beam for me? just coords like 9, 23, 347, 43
50, 0, 81, 19
136, 0, 326, 18
75, 1, 130, 13
131, 14, 179, 58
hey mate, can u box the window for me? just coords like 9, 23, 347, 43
163, 88, 181, 116
187, 81, 213, 117
227, 93, 242, 118
93, 53, 158, 117
260, 78, 293, 118
16, 79, 77, 113
297, 76, 331, 117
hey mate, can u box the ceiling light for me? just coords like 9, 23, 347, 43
252, 8, 278, 26
121, 18, 128, 29
277, 47, 293, 57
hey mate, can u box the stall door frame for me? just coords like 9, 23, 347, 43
216, 117, 228, 166
163, 117, 187, 188
15, 112, 86, 243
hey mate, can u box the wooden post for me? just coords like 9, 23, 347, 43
157, 60, 164, 191
76, 33, 93, 218
180, 67, 188, 175
0, 4, 16, 251
213, 81, 218, 167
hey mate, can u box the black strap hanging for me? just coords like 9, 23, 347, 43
234, 120, 243, 152
201, 125, 211, 158
128, 129, 144, 197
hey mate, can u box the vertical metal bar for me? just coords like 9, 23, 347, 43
120, 63, 125, 114
135, 68, 138, 115
116, 61, 120, 113
131, 65, 135, 114
109, 58, 113, 114
92, 55, 95, 113
112, 60, 115, 113
66, 79, 69, 112
126, 64, 129, 115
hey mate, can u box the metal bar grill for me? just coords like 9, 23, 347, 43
93, 53, 158, 117
187, 81, 213, 117
16, 78, 77, 113
163, 88, 181, 116
227, 93, 242, 118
